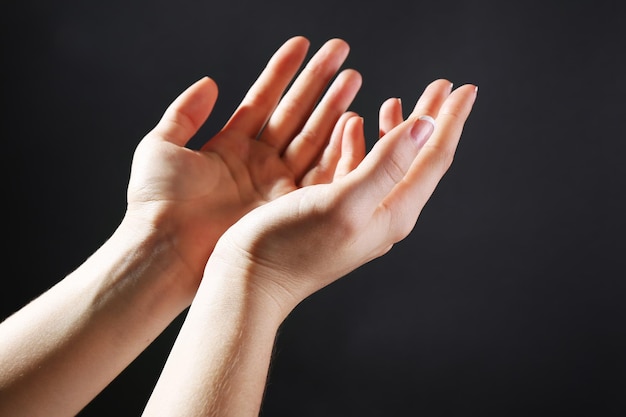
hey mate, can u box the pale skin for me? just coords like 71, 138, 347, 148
0, 36, 364, 417
142, 79, 477, 415
0, 36, 477, 417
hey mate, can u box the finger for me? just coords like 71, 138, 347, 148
300, 112, 357, 186
221, 36, 311, 137
148, 77, 218, 146
406, 84, 478, 198
379, 97, 403, 138
345, 115, 436, 208
344, 79, 454, 206
283, 68, 362, 181
410, 78, 454, 119
258, 38, 351, 150
334, 115, 366, 179
381, 84, 478, 236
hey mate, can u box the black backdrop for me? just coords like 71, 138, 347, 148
2, 1, 625, 416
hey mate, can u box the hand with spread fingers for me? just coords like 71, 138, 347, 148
141, 80, 478, 417
0, 33, 479, 417
128, 36, 362, 291
0, 36, 363, 417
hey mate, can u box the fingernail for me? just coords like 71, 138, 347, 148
410, 115, 435, 147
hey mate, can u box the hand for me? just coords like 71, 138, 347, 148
208, 80, 478, 315
125, 37, 362, 292
141, 80, 476, 417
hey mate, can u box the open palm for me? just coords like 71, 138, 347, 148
126, 37, 363, 281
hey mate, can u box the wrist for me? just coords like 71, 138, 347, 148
112, 211, 201, 309
122, 201, 227, 299
200, 246, 299, 326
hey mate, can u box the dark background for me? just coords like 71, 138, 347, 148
2, 0, 625, 415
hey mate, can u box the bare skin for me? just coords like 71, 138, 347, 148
0, 35, 477, 417
142, 79, 478, 416
0, 36, 363, 417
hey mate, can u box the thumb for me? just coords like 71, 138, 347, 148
148, 77, 218, 146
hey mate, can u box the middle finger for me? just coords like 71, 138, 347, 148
258, 38, 351, 152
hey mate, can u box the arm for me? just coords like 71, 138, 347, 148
142, 80, 478, 416
0, 36, 362, 417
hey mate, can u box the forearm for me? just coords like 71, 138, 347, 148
142, 256, 286, 417
0, 216, 195, 417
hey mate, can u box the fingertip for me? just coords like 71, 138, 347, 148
273, 36, 311, 65
341, 68, 362, 81
345, 114, 364, 130
411, 79, 455, 120
469, 84, 479, 100
286, 35, 311, 50
427, 78, 454, 93
288, 35, 309, 42
335, 111, 360, 129
152, 77, 219, 146
196, 75, 213, 83
451, 83, 477, 94
379, 97, 404, 137
186, 76, 219, 106
327, 37, 350, 48
343, 114, 365, 150
381, 96, 401, 109
329, 111, 359, 143
195, 76, 219, 95
336, 115, 366, 176
336, 68, 363, 91
446, 83, 479, 108
322, 37, 351, 57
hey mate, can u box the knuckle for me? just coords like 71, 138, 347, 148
425, 142, 456, 172
303, 58, 330, 80
296, 126, 321, 148
246, 88, 273, 109
278, 96, 306, 120
439, 106, 463, 120
381, 154, 408, 185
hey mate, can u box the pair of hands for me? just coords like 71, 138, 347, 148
127, 35, 477, 313
0, 35, 476, 417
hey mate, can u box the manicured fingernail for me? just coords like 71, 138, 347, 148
410, 115, 435, 147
